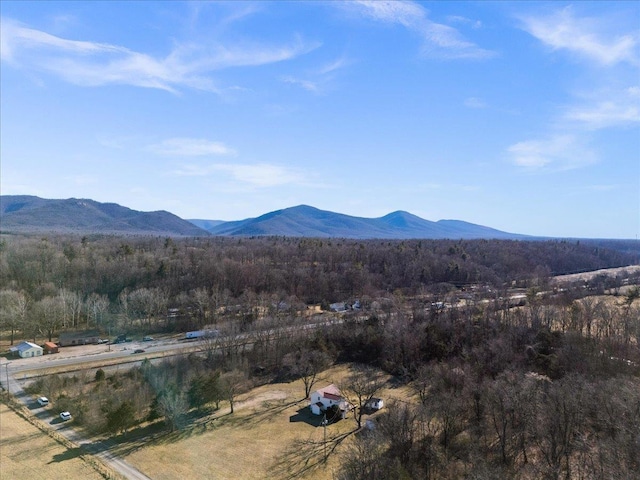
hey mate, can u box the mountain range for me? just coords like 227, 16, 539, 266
189, 205, 525, 239
0, 195, 205, 236
1, 195, 525, 239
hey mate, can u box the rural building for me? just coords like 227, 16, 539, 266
309, 384, 351, 418
329, 302, 347, 312
10, 341, 43, 358
58, 330, 101, 347
43, 342, 59, 354
365, 397, 384, 411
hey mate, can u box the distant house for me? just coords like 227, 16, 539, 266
58, 330, 101, 347
43, 342, 59, 354
329, 302, 347, 312
309, 384, 351, 418
10, 341, 43, 358
365, 397, 384, 411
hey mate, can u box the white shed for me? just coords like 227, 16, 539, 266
365, 397, 384, 411
10, 341, 43, 358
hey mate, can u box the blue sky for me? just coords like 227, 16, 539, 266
1, 1, 638, 239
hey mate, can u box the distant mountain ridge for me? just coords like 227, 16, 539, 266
197, 205, 526, 239
0, 195, 207, 236
0, 196, 525, 239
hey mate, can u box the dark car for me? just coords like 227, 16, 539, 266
133, 349, 145, 354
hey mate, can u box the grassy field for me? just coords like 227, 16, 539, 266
117, 364, 413, 480
0, 400, 108, 480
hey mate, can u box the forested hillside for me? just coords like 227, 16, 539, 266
0, 235, 635, 307
2, 233, 639, 479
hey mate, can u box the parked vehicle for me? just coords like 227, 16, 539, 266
142, 336, 154, 341
113, 334, 130, 344
133, 349, 145, 354
37, 396, 49, 406
60, 411, 71, 421
185, 330, 219, 340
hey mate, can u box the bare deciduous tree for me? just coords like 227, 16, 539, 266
220, 369, 246, 414
0, 289, 28, 345
341, 365, 386, 429
284, 348, 332, 399
159, 385, 188, 432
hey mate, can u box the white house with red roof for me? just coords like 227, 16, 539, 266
309, 384, 351, 418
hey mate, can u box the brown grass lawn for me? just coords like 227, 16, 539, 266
0, 402, 106, 480
122, 364, 414, 480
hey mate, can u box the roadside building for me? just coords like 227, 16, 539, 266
43, 342, 59, 354
329, 302, 347, 312
58, 330, 101, 347
10, 341, 43, 358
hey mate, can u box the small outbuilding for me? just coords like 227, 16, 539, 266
43, 342, 59, 354
10, 341, 43, 358
365, 397, 384, 411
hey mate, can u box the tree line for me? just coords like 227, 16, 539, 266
21, 279, 640, 478
3, 233, 639, 478
0, 234, 637, 343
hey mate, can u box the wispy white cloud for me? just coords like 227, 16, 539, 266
447, 15, 482, 29
563, 87, 640, 130
317, 56, 349, 75
187, 1, 262, 32
170, 164, 218, 177
565, 101, 639, 129
212, 163, 305, 187
509, 7, 639, 172
282, 56, 349, 94
464, 97, 487, 109
506, 87, 637, 169
1, 18, 127, 62
0, 18, 319, 93
171, 162, 306, 188
348, 0, 495, 59
507, 134, 596, 170
282, 76, 320, 93
148, 138, 236, 156
518, 7, 639, 66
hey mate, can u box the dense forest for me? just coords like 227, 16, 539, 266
0, 234, 637, 337
2, 233, 640, 479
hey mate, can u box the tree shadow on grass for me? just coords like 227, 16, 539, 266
233, 398, 303, 428
77, 407, 231, 462
89, 405, 230, 457
82, 422, 165, 459
268, 429, 355, 480
48, 446, 83, 463
80, 399, 306, 461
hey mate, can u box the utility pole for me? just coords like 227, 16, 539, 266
322, 413, 328, 462
5, 363, 10, 394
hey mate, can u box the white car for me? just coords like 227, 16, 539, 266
37, 396, 49, 406
59, 411, 71, 421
